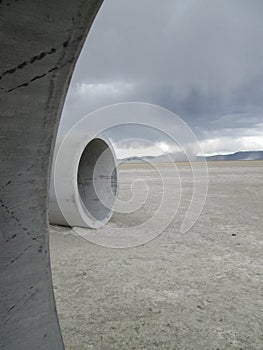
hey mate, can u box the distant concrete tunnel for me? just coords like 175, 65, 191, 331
0, 1, 104, 349
49, 136, 118, 229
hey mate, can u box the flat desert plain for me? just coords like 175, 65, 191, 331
50, 160, 263, 350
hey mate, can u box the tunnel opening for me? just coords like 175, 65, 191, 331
77, 138, 117, 223
49, 135, 118, 229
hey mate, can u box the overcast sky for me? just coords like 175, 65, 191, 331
60, 0, 263, 157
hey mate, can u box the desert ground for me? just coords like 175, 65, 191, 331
50, 161, 263, 350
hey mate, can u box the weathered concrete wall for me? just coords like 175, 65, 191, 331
0, 1, 103, 348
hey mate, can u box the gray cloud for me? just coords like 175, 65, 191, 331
60, 0, 263, 155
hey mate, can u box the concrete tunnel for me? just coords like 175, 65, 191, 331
0, 1, 105, 348
49, 136, 118, 229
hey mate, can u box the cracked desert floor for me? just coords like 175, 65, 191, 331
50, 161, 263, 350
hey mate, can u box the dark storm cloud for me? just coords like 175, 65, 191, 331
60, 0, 263, 155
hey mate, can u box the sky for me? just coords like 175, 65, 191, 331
60, 0, 263, 157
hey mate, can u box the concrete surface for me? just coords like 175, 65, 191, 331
0, 1, 103, 349
50, 161, 263, 350
49, 137, 117, 228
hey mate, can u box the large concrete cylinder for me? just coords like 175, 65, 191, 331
0, 1, 104, 348
49, 135, 118, 228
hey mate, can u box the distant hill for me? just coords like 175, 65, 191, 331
120, 156, 155, 163
203, 151, 263, 162
119, 153, 191, 163
119, 151, 263, 163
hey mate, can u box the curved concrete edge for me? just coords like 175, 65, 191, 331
0, 1, 103, 349
49, 136, 118, 229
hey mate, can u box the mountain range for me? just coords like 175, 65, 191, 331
119, 151, 263, 163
